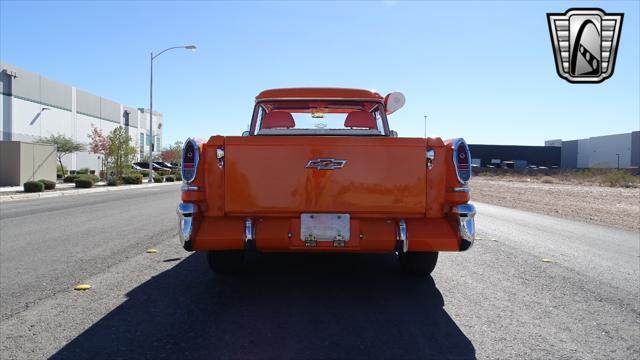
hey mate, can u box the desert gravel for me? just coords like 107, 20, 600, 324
471, 178, 640, 231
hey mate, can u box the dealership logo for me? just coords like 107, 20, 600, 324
305, 158, 347, 170
547, 8, 623, 83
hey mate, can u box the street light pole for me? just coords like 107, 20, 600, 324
148, 45, 197, 182
424, 115, 428, 138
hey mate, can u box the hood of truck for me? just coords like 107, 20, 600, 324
224, 136, 426, 216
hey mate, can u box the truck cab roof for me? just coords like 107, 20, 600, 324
256, 88, 384, 102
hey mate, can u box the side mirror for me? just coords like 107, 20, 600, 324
384, 92, 405, 115
389, 130, 398, 137
242, 131, 250, 137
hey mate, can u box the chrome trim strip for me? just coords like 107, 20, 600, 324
181, 184, 199, 192
176, 203, 197, 248
452, 138, 472, 185
453, 186, 470, 193
452, 203, 476, 251
398, 219, 408, 253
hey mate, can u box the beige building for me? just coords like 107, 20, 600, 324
1, 62, 162, 172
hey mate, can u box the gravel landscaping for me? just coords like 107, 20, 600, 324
471, 178, 640, 231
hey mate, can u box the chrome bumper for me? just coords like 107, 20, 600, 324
177, 203, 197, 250
452, 203, 476, 251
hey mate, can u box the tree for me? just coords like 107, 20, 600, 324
107, 126, 136, 177
87, 125, 110, 178
38, 134, 85, 175
161, 141, 183, 164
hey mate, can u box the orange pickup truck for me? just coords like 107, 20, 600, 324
177, 88, 475, 276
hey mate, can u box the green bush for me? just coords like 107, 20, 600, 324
37, 179, 57, 190
74, 178, 94, 188
69, 170, 77, 175
57, 173, 63, 179
107, 177, 122, 186
122, 173, 143, 184
63, 175, 80, 183
600, 170, 637, 187
89, 170, 96, 175
77, 168, 90, 175
165, 175, 175, 182
140, 170, 150, 177
174, 173, 182, 181
23, 181, 44, 193
153, 175, 164, 183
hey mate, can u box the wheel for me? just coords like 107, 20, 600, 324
398, 251, 438, 276
207, 250, 245, 274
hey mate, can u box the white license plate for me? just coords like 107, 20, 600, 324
300, 213, 350, 241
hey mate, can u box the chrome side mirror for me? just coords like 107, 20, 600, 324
242, 131, 250, 137
389, 130, 398, 137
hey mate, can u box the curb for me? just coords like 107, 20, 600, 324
0, 182, 180, 202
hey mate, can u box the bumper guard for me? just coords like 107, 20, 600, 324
177, 203, 197, 250
452, 203, 476, 251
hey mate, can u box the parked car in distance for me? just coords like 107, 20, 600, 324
133, 162, 170, 173
154, 161, 178, 170
131, 163, 145, 171
177, 87, 475, 276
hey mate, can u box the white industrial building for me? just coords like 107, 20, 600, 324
1, 62, 162, 171
546, 131, 640, 169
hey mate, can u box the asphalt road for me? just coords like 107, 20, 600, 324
0, 187, 638, 359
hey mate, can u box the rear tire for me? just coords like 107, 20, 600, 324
398, 251, 438, 276
207, 250, 245, 274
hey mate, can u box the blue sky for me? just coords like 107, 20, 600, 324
1, 0, 638, 146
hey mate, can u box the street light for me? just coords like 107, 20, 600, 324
424, 115, 428, 138
148, 44, 197, 182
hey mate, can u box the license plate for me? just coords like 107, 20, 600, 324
300, 213, 350, 241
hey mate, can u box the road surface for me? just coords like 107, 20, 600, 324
1, 186, 638, 359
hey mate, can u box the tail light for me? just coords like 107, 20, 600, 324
182, 138, 199, 183
453, 138, 471, 184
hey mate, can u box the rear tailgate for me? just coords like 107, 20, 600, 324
224, 136, 426, 216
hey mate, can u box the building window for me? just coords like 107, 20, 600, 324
123, 111, 130, 127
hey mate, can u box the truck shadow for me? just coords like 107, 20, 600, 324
52, 252, 476, 360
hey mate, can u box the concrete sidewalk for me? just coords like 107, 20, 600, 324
0, 182, 179, 202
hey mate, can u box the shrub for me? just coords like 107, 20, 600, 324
107, 177, 122, 186
57, 173, 63, 179
23, 181, 44, 193
122, 173, 143, 184
141, 170, 150, 177
153, 175, 164, 183
63, 175, 80, 183
77, 168, 90, 174
74, 178, 94, 188
600, 170, 637, 187
89, 170, 96, 175
38, 179, 57, 190
540, 176, 556, 184
174, 173, 182, 181
69, 170, 77, 175
165, 175, 175, 182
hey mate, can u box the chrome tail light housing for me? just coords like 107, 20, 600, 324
453, 138, 471, 184
182, 138, 199, 184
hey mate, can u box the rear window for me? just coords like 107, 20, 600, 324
251, 100, 387, 136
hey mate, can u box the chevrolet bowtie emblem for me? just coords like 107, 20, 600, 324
547, 8, 624, 83
305, 158, 347, 170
